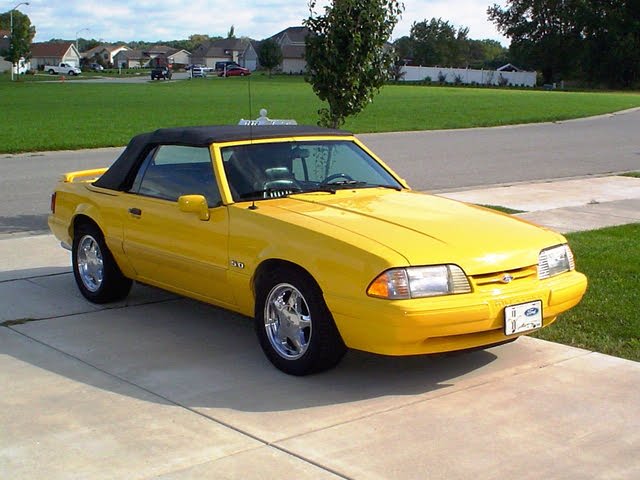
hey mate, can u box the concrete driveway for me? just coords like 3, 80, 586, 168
1, 235, 639, 479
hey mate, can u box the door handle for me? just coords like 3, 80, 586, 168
128, 207, 142, 216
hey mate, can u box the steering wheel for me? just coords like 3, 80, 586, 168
320, 173, 354, 185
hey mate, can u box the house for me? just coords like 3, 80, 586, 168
30, 42, 81, 70
497, 63, 522, 72
269, 26, 309, 74
165, 48, 190, 66
0, 30, 11, 73
113, 49, 146, 68
191, 38, 254, 70
112, 45, 191, 69
242, 41, 259, 71
81, 44, 130, 67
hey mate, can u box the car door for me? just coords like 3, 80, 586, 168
121, 144, 234, 305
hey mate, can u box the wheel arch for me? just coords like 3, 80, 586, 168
69, 208, 103, 240
252, 259, 321, 304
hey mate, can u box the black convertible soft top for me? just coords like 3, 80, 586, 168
94, 125, 352, 191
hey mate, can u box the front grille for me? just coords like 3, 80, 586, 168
471, 265, 537, 286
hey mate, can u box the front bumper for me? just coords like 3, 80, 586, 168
327, 270, 587, 356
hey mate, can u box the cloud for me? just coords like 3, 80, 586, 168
25, 0, 506, 45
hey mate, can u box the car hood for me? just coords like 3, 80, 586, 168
271, 189, 564, 275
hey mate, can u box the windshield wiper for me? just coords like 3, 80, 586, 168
367, 184, 403, 191
318, 180, 403, 191
239, 186, 303, 200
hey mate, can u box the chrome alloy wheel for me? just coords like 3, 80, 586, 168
76, 235, 104, 292
264, 283, 312, 360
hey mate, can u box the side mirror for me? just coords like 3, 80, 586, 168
178, 194, 210, 221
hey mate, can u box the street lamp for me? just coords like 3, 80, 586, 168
9, 1, 29, 81
75, 28, 90, 54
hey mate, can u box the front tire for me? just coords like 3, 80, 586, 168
255, 267, 347, 375
72, 223, 132, 303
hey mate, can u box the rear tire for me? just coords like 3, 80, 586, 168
48, 69, 55, 75
72, 223, 132, 304
255, 266, 347, 375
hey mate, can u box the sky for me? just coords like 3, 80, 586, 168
8, 0, 508, 46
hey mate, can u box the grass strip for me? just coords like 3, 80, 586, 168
2, 75, 640, 153
532, 223, 640, 361
478, 204, 526, 214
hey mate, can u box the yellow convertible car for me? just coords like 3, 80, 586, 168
48, 125, 587, 375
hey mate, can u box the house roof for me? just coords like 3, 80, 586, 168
30, 42, 76, 58
270, 26, 309, 45
193, 38, 251, 58
82, 44, 129, 57
497, 63, 522, 72
116, 49, 144, 60
167, 49, 190, 57
0, 30, 10, 38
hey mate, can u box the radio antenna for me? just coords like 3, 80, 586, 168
247, 73, 253, 142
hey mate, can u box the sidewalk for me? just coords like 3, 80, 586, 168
438, 175, 640, 233
1, 175, 639, 479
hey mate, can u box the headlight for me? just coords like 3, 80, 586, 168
367, 265, 471, 299
538, 244, 575, 279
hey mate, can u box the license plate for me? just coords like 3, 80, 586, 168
504, 300, 543, 335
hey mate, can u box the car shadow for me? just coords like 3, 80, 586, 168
3, 270, 500, 414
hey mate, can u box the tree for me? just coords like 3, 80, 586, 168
579, 1, 640, 87
409, 18, 469, 67
185, 34, 213, 52
227, 25, 236, 39
393, 35, 413, 64
304, 0, 403, 128
258, 39, 283, 77
467, 39, 509, 69
488, 0, 583, 84
0, 10, 36, 66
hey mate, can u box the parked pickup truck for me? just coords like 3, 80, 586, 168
45, 63, 82, 76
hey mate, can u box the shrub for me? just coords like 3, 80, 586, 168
498, 74, 510, 87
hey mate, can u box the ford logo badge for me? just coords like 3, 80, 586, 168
525, 307, 539, 317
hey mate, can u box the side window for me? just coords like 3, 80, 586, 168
130, 145, 222, 206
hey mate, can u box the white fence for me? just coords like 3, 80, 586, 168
400, 66, 537, 87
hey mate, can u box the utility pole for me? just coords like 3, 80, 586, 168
9, 2, 30, 81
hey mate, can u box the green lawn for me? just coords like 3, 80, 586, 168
532, 224, 640, 361
2, 74, 640, 153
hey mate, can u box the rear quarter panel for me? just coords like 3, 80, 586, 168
49, 182, 134, 278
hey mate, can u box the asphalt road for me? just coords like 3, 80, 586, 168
2, 108, 639, 236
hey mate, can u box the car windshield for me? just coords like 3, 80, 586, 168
221, 140, 403, 201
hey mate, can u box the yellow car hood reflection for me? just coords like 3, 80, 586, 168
267, 189, 563, 275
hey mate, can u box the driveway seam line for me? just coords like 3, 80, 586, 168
272, 350, 595, 446
0, 296, 179, 325
0, 271, 70, 284
5, 326, 352, 480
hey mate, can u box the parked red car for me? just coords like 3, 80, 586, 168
219, 66, 251, 77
